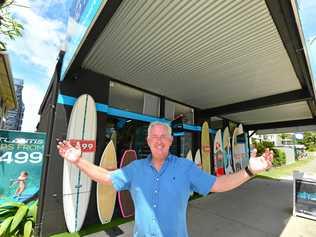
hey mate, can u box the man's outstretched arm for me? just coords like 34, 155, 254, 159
211, 150, 273, 192
57, 141, 114, 185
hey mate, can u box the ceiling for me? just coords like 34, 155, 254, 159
63, 0, 316, 129
224, 101, 312, 125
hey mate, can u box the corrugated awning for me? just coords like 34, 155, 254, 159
62, 0, 316, 129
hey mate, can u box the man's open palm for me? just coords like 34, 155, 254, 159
57, 141, 81, 164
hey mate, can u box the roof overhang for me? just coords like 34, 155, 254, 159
61, 0, 316, 130
255, 124, 316, 135
0, 51, 17, 110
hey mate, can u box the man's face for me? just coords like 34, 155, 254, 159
147, 124, 173, 160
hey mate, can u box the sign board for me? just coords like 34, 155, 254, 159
0, 130, 46, 204
293, 171, 316, 221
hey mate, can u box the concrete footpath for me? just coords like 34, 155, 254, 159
87, 179, 316, 237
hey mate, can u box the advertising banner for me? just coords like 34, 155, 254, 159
293, 171, 316, 220
295, 179, 316, 219
0, 130, 46, 204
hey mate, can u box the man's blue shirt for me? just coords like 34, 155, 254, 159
111, 154, 216, 237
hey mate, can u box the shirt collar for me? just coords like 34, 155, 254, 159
146, 153, 172, 168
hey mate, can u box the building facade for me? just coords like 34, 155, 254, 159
3, 79, 24, 130
0, 52, 17, 128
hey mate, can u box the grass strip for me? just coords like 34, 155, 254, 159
256, 157, 315, 180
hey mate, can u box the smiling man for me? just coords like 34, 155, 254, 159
57, 121, 272, 237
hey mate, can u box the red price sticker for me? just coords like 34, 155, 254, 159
69, 140, 96, 152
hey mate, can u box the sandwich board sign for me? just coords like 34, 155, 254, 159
293, 171, 316, 221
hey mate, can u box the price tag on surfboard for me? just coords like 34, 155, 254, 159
69, 139, 96, 152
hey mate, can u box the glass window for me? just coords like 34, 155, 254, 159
104, 117, 151, 159
109, 81, 160, 116
210, 116, 224, 129
180, 132, 193, 157
109, 82, 144, 114
164, 100, 194, 124
143, 93, 160, 117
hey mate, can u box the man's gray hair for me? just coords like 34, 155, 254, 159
147, 121, 172, 138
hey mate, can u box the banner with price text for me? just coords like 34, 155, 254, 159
0, 130, 46, 204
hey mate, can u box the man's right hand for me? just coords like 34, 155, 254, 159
57, 140, 82, 164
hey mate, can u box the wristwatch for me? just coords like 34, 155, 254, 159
245, 166, 254, 177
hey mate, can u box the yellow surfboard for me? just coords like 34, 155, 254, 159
201, 121, 211, 174
96, 140, 117, 224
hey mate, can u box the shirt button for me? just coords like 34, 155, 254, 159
156, 178, 159, 181
153, 204, 157, 208
154, 190, 158, 193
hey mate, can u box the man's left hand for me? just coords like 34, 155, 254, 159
248, 148, 273, 174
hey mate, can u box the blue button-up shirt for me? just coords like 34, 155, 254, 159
111, 154, 216, 237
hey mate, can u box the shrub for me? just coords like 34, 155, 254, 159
272, 149, 286, 167
0, 200, 37, 237
252, 141, 286, 167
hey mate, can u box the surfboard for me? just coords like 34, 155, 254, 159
63, 94, 97, 233
214, 129, 224, 176
232, 124, 243, 172
118, 150, 137, 218
186, 150, 193, 161
110, 131, 117, 149
241, 125, 250, 169
234, 124, 249, 169
96, 140, 117, 224
194, 149, 202, 169
223, 127, 233, 175
201, 121, 211, 174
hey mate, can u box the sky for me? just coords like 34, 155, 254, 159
4, 0, 71, 131
2, 0, 316, 132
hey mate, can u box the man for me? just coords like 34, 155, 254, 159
57, 121, 272, 237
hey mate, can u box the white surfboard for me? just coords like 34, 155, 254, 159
240, 125, 249, 169
238, 124, 249, 169
223, 127, 233, 174
186, 150, 193, 161
232, 124, 244, 172
63, 94, 97, 233
194, 149, 202, 169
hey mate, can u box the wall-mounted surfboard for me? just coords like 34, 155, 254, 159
96, 140, 117, 224
194, 149, 202, 169
186, 150, 193, 161
110, 131, 117, 149
214, 129, 224, 176
201, 122, 211, 174
240, 125, 249, 169
232, 124, 244, 172
118, 150, 137, 218
223, 127, 233, 175
63, 94, 97, 233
